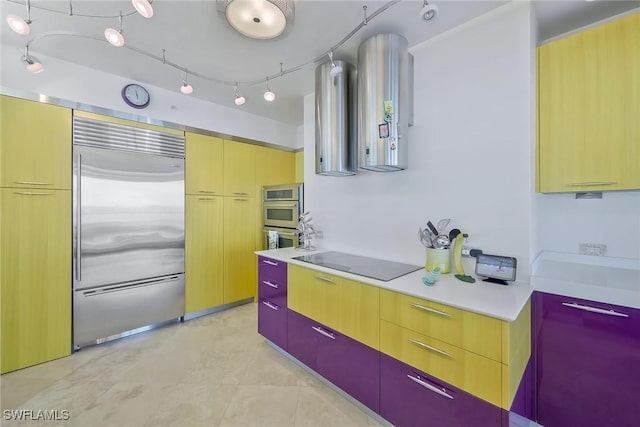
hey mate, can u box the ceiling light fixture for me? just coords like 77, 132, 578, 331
220, 0, 295, 40
104, 12, 125, 47
234, 83, 246, 105
263, 78, 276, 102
180, 70, 193, 94
418, 0, 438, 22
328, 51, 343, 77
22, 46, 43, 74
132, 0, 154, 18
6, 0, 32, 35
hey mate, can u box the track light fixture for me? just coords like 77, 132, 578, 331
104, 12, 125, 47
15, 1, 410, 108
6, 0, 32, 35
22, 46, 43, 74
234, 84, 246, 106
132, 0, 154, 18
263, 78, 275, 102
418, 1, 439, 22
180, 70, 193, 94
328, 51, 343, 77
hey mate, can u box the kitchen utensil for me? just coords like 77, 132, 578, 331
436, 218, 450, 234
426, 221, 439, 237
434, 234, 450, 249
449, 228, 461, 241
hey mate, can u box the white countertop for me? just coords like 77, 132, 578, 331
256, 248, 533, 322
531, 251, 640, 309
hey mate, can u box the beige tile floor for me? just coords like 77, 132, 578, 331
0, 303, 386, 427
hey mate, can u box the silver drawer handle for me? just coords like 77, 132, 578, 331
566, 181, 617, 187
15, 181, 51, 185
410, 303, 451, 318
262, 300, 280, 311
198, 197, 217, 201
407, 374, 453, 400
233, 192, 249, 196
262, 259, 279, 266
262, 280, 278, 289
14, 191, 52, 196
409, 339, 451, 358
312, 326, 336, 340
562, 302, 629, 318
314, 275, 335, 284
234, 198, 248, 202
198, 190, 217, 194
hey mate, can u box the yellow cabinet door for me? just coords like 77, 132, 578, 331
288, 265, 341, 327
0, 96, 71, 190
185, 132, 224, 195
288, 265, 379, 349
185, 195, 224, 314
379, 288, 502, 361
223, 140, 256, 197
223, 197, 257, 303
255, 146, 295, 188
1, 188, 71, 373
537, 13, 640, 192
294, 150, 304, 183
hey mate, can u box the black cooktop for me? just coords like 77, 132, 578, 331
293, 251, 422, 282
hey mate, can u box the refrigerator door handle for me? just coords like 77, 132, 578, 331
81, 275, 181, 297
76, 153, 82, 282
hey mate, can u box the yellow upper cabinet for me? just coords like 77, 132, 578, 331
294, 150, 304, 183
224, 140, 256, 197
0, 96, 72, 190
255, 146, 295, 188
185, 132, 224, 195
537, 13, 640, 192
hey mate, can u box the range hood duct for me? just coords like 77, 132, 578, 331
315, 60, 357, 176
358, 33, 411, 171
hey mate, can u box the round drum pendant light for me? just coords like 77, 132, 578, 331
221, 0, 295, 39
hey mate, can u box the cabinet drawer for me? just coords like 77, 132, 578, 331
380, 353, 501, 427
380, 320, 502, 407
288, 265, 341, 329
258, 298, 287, 350
258, 256, 287, 301
380, 288, 501, 361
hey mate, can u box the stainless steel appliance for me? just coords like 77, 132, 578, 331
293, 251, 421, 282
72, 116, 185, 348
358, 33, 413, 171
315, 59, 357, 176
262, 183, 303, 248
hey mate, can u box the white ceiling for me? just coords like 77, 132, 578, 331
2, 0, 639, 126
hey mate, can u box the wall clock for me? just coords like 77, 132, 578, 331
121, 83, 150, 109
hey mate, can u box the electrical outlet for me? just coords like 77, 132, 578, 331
579, 243, 607, 256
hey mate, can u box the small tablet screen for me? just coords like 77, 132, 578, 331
475, 254, 517, 281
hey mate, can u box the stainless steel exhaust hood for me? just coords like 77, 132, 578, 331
358, 33, 411, 171
315, 60, 357, 176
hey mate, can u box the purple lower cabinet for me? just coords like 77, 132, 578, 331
258, 298, 288, 350
380, 353, 502, 427
287, 309, 319, 371
316, 326, 380, 413
535, 291, 640, 427
287, 310, 380, 413
510, 358, 534, 420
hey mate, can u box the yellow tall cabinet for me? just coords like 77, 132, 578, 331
0, 96, 72, 373
537, 13, 640, 192
223, 140, 258, 303
185, 132, 224, 314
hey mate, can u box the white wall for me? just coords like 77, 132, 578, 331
304, 2, 535, 276
0, 48, 298, 149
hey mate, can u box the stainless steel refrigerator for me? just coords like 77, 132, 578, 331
72, 116, 185, 348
